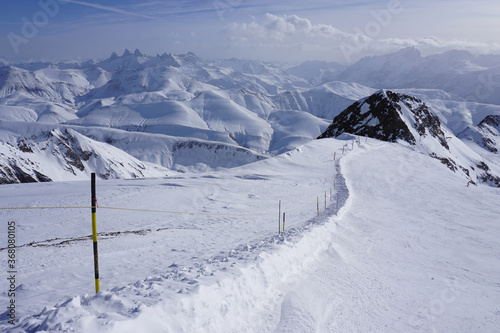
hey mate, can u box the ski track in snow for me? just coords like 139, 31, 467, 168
1, 138, 500, 332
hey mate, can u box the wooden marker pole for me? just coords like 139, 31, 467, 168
324, 191, 327, 209
283, 212, 286, 231
91, 173, 100, 293
278, 200, 281, 235
317, 196, 319, 216
334, 152, 336, 161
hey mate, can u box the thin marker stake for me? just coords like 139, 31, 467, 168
317, 196, 319, 216
278, 200, 281, 235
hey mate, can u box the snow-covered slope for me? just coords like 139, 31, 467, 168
0, 125, 170, 183
1, 137, 499, 332
0, 120, 269, 183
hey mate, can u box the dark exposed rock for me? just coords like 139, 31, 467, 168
34, 170, 52, 182
479, 115, 500, 128
10, 163, 37, 183
17, 140, 33, 153
479, 173, 500, 187
429, 153, 457, 172
477, 161, 490, 171
478, 115, 500, 153
318, 90, 448, 149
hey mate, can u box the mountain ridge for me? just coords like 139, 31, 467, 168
1, 48, 500, 185
318, 89, 500, 186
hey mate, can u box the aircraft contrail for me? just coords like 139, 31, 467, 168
64, 0, 154, 19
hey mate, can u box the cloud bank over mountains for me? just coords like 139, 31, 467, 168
1, 0, 499, 63
222, 12, 500, 63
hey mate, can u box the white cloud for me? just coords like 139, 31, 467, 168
225, 13, 357, 42
376, 37, 500, 55
222, 13, 500, 63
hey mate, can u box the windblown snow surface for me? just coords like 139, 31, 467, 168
1, 137, 499, 332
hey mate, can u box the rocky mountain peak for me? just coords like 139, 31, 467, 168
318, 90, 448, 149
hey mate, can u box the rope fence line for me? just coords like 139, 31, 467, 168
98, 206, 276, 216
0, 205, 276, 216
0, 206, 90, 210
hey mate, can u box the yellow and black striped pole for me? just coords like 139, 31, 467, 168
91, 173, 100, 293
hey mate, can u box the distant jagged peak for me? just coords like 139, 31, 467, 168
109, 52, 119, 60
117, 48, 145, 57
97, 49, 150, 71
123, 48, 133, 57
318, 89, 449, 149
106, 49, 147, 60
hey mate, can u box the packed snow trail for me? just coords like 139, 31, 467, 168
272, 142, 500, 332
0, 138, 349, 332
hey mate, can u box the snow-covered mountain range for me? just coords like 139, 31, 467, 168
2, 49, 500, 333
1, 48, 500, 185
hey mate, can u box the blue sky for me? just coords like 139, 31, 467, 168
1, 0, 499, 63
